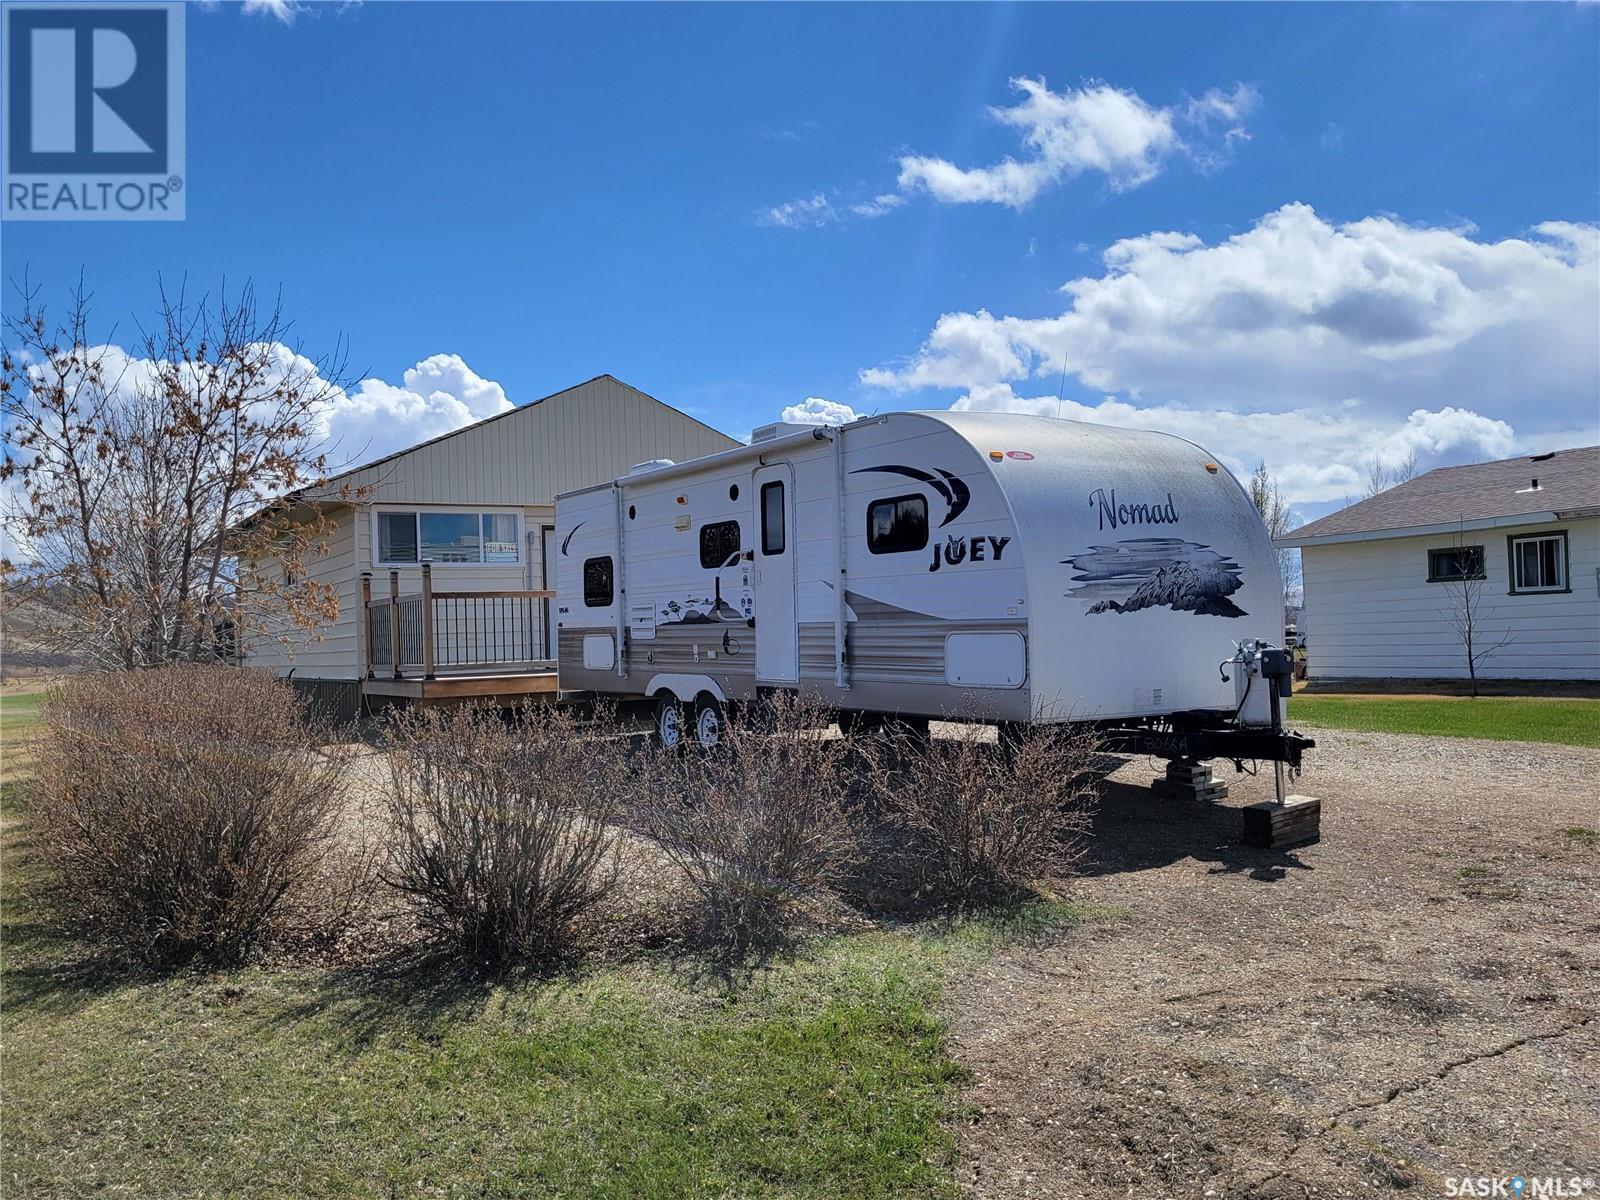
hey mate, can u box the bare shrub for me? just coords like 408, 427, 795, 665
865, 720, 1101, 908
29, 666, 346, 966
381, 703, 623, 966
629, 694, 857, 955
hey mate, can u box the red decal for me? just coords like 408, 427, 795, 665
1005, 450, 1034, 460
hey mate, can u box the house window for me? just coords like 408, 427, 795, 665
1427, 545, 1485, 583
699, 520, 742, 569
760, 481, 785, 556
378, 511, 418, 563
482, 513, 520, 564
1509, 532, 1567, 593
419, 512, 479, 562
867, 494, 929, 555
374, 510, 523, 566
583, 556, 614, 607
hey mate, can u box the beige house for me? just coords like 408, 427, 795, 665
243, 375, 738, 709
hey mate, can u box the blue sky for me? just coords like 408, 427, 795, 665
5, 0, 1597, 521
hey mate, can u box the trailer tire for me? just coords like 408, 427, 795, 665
692, 695, 724, 750
654, 694, 687, 751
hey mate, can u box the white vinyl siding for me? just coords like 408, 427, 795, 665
238, 377, 738, 681
1300, 518, 1600, 681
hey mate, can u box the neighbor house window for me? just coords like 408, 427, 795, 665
374, 510, 523, 566
583, 556, 614, 607
699, 520, 742, 569
867, 494, 929, 555
1508, 532, 1567, 593
1427, 545, 1485, 583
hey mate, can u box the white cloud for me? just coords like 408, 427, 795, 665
952, 383, 1519, 506
780, 397, 861, 426
324, 353, 513, 465
848, 193, 906, 219
761, 76, 1256, 228
861, 204, 1599, 505
240, 0, 299, 23
863, 204, 1598, 415
759, 193, 838, 229
896, 77, 1258, 208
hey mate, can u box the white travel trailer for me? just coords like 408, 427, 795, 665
555, 410, 1312, 776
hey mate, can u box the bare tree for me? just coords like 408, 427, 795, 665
1438, 538, 1512, 698
1361, 450, 1420, 499
2, 275, 354, 669
1247, 461, 1299, 601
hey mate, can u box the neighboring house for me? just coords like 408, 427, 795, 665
1276, 446, 1599, 681
240, 374, 739, 708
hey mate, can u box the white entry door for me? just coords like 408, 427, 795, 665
752, 464, 797, 683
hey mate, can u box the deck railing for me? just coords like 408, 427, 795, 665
363, 566, 555, 678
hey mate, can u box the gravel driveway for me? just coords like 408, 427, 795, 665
947, 727, 1600, 1199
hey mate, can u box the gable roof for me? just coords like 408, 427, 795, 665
237, 373, 740, 529
1279, 445, 1600, 547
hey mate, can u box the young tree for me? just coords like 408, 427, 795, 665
1247, 461, 1299, 602
2, 276, 353, 669
1438, 538, 1512, 698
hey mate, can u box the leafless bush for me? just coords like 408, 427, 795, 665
629, 694, 857, 955
29, 666, 346, 966
865, 720, 1101, 908
381, 703, 623, 966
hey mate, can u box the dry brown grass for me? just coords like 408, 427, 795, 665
28, 666, 348, 966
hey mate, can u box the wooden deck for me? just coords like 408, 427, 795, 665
360, 567, 560, 704
360, 668, 560, 704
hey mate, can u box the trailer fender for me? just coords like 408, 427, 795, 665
643, 673, 726, 705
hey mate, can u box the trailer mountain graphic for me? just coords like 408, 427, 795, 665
1064, 538, 1247, 618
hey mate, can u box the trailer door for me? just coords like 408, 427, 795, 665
752, 464, 798, 683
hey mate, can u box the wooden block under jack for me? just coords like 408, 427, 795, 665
1242, 795, 1321, 848
1152, 777, 1230, 801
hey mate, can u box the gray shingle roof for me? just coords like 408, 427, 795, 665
1281, 445, 1600, 543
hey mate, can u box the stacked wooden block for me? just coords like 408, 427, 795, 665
1242, 796, 1321, 849
1151, 759, 1229, 802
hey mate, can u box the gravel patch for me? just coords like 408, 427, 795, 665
946, 728, 1600, 1199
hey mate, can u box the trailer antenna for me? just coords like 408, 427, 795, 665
1053, 346, 1069, 420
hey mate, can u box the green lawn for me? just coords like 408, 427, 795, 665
0, 690, 45, 742
0, 797, 1114, 1200
1289, 695, 1600, 749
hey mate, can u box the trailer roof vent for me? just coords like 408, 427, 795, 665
628, 458, 675, 474
751, 421, 815, 443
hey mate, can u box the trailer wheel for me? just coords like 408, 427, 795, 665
692, 696, 723, 750
654, 695, 686, 751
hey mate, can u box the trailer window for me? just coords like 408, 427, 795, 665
583, 556, 614, 607
866, 494, 928, 555
760, 481, 785, 555
699, 520, 742, 569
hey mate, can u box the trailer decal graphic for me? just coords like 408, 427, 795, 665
1064, 538, 1247, 618
850, 465, 971, 526
559, 521, 586, 555
1087, 487, 1180, 532
928, 533, 1010, 572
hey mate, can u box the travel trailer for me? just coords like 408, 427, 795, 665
554, 410, 1312, 778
